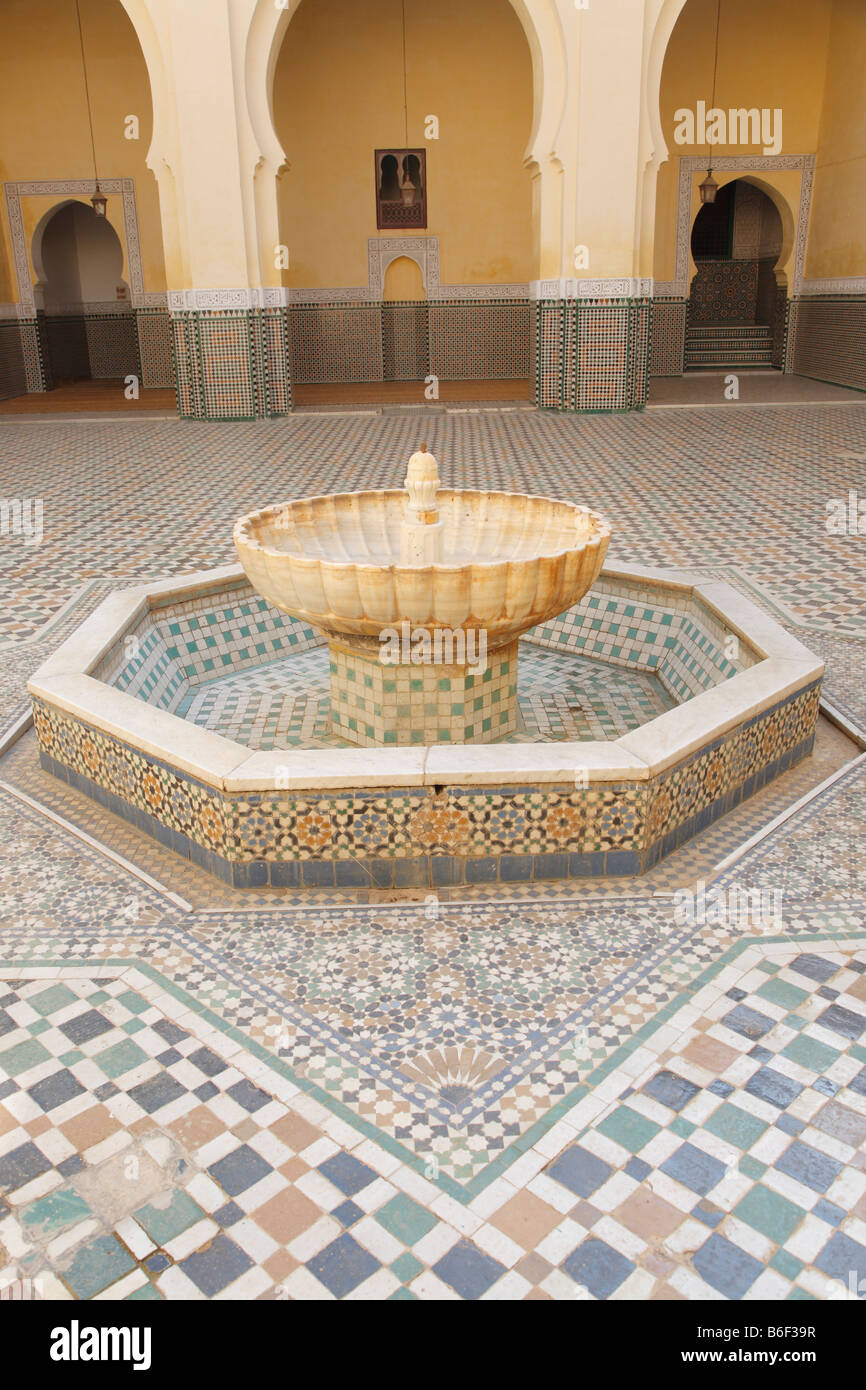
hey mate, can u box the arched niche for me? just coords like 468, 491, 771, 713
383, 256, 426, 302
687, 176, 792, 337
32, 200, 129, 310
245, 0, 567, 289
32, 200, 137, 387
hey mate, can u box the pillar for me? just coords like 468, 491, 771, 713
533, 0, 653, 411
122, 0, 290, 418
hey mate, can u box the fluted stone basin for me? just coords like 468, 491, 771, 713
233, 454, 612, 747
233, 489, 611, 646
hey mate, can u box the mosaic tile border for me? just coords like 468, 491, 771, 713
789, 298, 866, 394
0, 320, 28, 401
289, 300, 530, 387
649, 300, 687, 377
535, 299, 651, 413
171, 309, 292, 420
31, 676, 820, 889
0, 316, 51, 397
135, 308, 174, 390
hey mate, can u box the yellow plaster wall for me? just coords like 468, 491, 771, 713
0, 0, 165, 303
807, 0, 866, 279
273, 0, 534, 291
654, 0, 833, 284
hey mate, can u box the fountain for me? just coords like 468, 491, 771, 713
27, 451, 824, 889
232, 448, 611, 746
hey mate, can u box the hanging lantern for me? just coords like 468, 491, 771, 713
91, 185, 108, 217
400, 177, 416, 207
699, 169, 718, 205
699, 3, 722, 208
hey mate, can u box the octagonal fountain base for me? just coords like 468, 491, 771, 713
28, 563, 824, 890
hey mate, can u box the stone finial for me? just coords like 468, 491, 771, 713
404, 446, 440, 524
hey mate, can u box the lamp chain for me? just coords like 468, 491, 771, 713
74, 0, 100, 188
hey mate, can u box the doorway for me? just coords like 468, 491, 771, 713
686, 180, 785, 369
34, 200, 140, 387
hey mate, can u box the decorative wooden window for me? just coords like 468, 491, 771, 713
375, 149, 427, 229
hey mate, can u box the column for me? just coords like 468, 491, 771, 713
127, 0, 290, 417
534, 0, 653, 411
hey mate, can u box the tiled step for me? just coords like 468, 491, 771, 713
686, 357, 774, 369
686, 340, 772, 350
686, 338, 772, 348
686, 332, 772, 346
686, 345, 773, 357
686, 323, 771, 335
686, 361, 778, 372
686, 333, 772, 345
685, 323, 774, 368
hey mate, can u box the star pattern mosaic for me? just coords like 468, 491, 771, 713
0, 406, 865, 1300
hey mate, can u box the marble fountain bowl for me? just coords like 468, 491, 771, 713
233, 490, 611, 645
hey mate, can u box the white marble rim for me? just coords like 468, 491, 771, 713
234, 489, 612, 570
27, 562, 824, 793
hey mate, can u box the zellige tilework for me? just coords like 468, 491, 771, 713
0, 406, 864, 1299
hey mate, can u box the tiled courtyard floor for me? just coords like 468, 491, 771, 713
0, 404, 865, 1301
647, 372, 865, 407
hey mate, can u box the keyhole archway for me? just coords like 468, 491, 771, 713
684, 177, 790, 372
689, 179, 784, 326
31, 200, 140, 387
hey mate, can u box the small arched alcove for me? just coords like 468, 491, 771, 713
32, 201, 139, 386
383, 256, 426, 302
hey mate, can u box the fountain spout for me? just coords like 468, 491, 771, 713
400, 445, 444, 565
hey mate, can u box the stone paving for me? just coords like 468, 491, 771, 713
0, 405, 865, 1301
